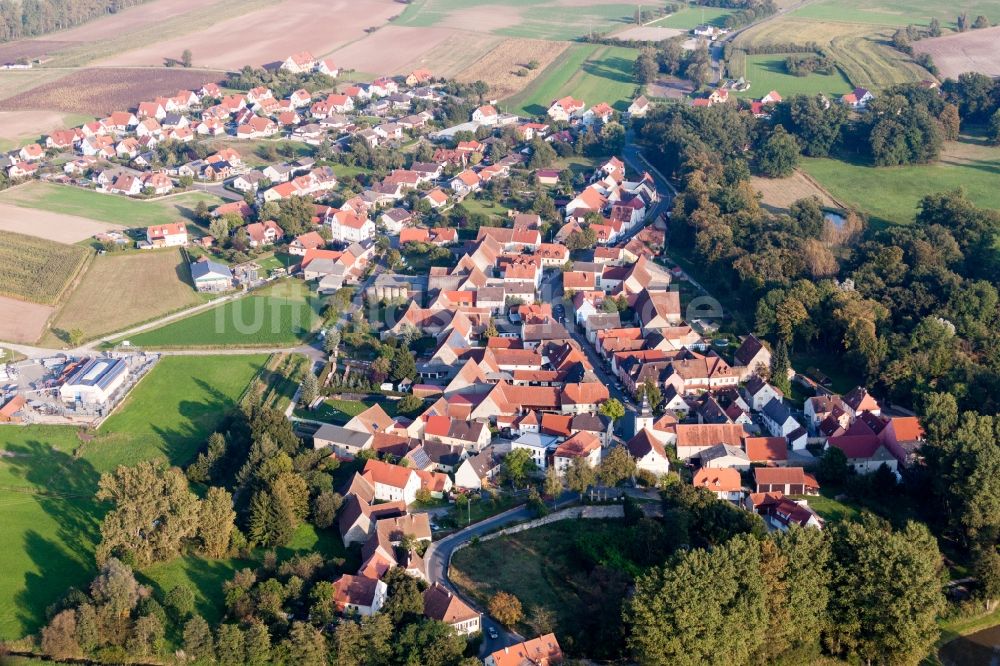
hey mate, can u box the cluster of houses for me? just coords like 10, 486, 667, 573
691, 85, 876, 114
545, 94, 651, 123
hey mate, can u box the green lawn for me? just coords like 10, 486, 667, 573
506, 44, 640, 116
0, 182, 224, 227
395, 0, 635, 40
801, 139, 1000, 227
0, 355, 265, 640
791, 494, 861, 523
648, 5, 731, 29
125, 280, 321, 348
732, 54, 853, 99
789, 0, 1000, 28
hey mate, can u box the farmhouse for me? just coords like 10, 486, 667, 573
59, 358, 128, 405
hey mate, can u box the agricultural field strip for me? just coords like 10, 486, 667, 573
0, 231, 91, 305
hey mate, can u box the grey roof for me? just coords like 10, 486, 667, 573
762, 397, 793, 425
64, 357, 127, 390
698, 443, 749, 464
462, 446, 499, 477
513, 433, 558, 450
570, 412, 609, 432
190, 259, 233, 281
421, 440, 465, 467
522, 322, 571, 342
382, 207, 411, 223
314, 423, 372, 448
403, 445, 432, 470
305, 259, 345, 276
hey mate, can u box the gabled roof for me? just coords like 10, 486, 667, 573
743, 436, 788, 462
754, 466, 819, 489
423, 583, 479, 624
626, 428, 667, 459
693, 467, 742, 492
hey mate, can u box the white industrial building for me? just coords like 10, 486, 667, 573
59, 358, 128, 405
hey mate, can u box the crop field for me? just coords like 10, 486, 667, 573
395, 0, 640, 41
45, 249, 201, 345
0, 354, 265, 640
506, 44, 639, 116
0, 111, 94, 152
752, 172, 840, 212
801, 137, 1000, 226
0, 182, 223, 227
732, 18, 928, 91
913, 26, 1000, 79
332, 26, 500, 77
730, 54, 853, 99
125, 280, 320, 348
0, 231, 91, 305
456, 37, 569, 100
789, 0, 1000, 28
0, 67, 220, 116
0, 202, 124, 244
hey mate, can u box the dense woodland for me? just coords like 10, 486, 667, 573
0, 0, 150, 43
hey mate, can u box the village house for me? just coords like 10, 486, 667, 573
754, 467, 819, 495
693, 467, 743, 501
423, 583, 481, 635
332, 574, 386, 616
486, 634, 563, 666
145, 222, 187, 248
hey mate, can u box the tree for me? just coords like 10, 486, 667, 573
565, 456, 596, 497
543, 466, 563, 498
299, 371, 319, 406
502, 448, 537, 487
974, 548, 1000, 611
381, 568, 425, 625
598, 398, 625, 422
181, 48, 192, 67
216, 624, 246, 666
634, 49, 658, 84
95, 461, 201, 566
989, 108, 1000, 146
527, 138, 557, 168
324, 327, 341, 354
311, 490, 342, 529
67, 327, 85, 346
973, 14, 990, 28
939, 103, 961, 141
489, 592, 523, 629
598, 445, 636, 487
825, 518, 944, 664
248, 488, 295, 547
770, 340, 791, 395
958, 12, 969, 31
41, 610, 81, 660
165, 584, 196, 620
397, 393, 424, 415
636, 379, 662, 411
624, 534, 767, 666
243, 621, 272, 666
282, 621, 328, 665
928, 17, 941, 36
757, 125, 800, 178
483, 318, 499, 339
128, 612, 165, 657
198, 486, 235, 558
183, 615, 215, 662
817, 446, 850, 485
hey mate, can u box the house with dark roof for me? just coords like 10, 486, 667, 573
733, 334, 771, 379
454, 445, 501, 490
625, 428, 670, 475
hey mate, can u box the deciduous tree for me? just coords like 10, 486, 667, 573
489, 591, 523, 629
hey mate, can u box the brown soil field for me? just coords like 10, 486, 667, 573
0, 295, 53, 344
646, 77, 694, 100
455, 38, 569, 100
913, 26, 1000, 79
45, 248, 200, 343
99, 0, 402, 69
752, 171, 839, 212
0, 203, 124, 244
38, 0, 219, 44
0, 40, 73, 63
331, 26, 499, 77
614, 26, 685, 41
0, 68, 221, 115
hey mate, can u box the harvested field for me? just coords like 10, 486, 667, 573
0, 111, 93, 151
913, 27, 1000, 79
46, 249, 200, 344
100, 0, 403, 69
752, 172, 840, 212
0, 231, 91, 305
0, 203, 123, 243
0, 67, 219, 115
456, 38, 569, 100
395, 31, 502, 78
789, 0, 1000, 28
0, 40, 73, 63
614, 26, 685, 41
733, 18, 926, 90
328, 26, 496, 77
0, 68, 69, 102
0, 296, 53, 343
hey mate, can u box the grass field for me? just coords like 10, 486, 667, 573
0, 182, 223, 228
125, 280, 320, 348
0, 111, 92, 152
0, 355, 265, 640
506, 44, 639, 116
44, 248, 201, 345
0, 230, 91, 305
649, 5, 731, 29
731, 54, 852, 99
800, 136, 1000, 227
451, 519, 639, 644
789, 0, 1000, 28
395, 0, 635, 41
732, 18, 927, 91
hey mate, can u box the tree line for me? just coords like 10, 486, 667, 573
0, 0, 149, 43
